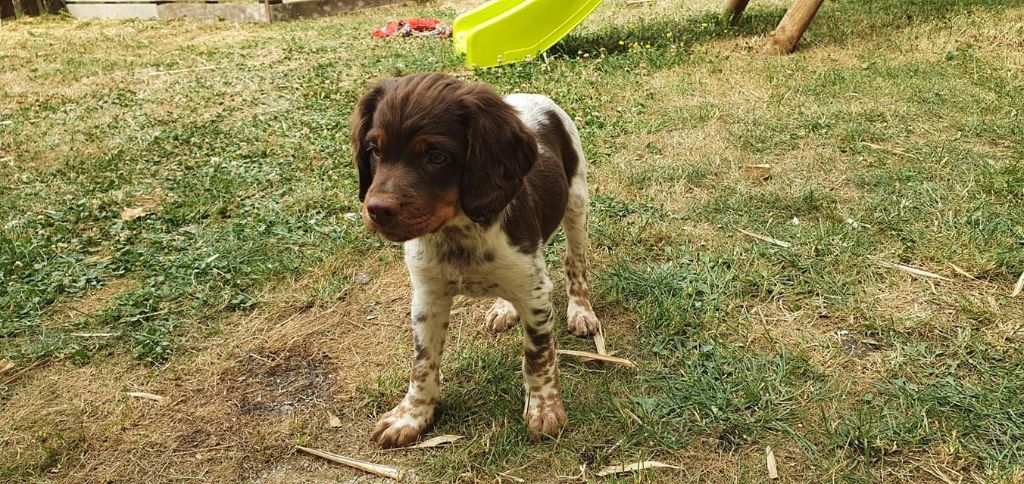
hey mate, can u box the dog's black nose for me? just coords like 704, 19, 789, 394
366, 196, 400, 225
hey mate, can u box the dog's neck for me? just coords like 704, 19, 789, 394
408, 213, 505, 268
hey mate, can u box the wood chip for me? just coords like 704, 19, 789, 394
1012, 271, 1024, 297
327, 412, 342, 428
125, 391, 164, 402
766, 446, 779, 479
0, 360, 14, 375
557, 350, 636, 368
742, 164, 773, 180
295, 446, 403, 480
877, 260, 951, 282
595, 460, 680, 477
738, 229, 791, 248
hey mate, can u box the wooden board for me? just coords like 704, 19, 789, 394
65, 0, 403, 21
159, 2, 268, 22
269, 0, 401, 22
67, 2, 158, 18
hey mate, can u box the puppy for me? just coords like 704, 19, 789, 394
351, 73, 601, 448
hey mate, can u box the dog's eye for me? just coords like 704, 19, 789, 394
367, 146, 381, 159
425, 150, 449, 166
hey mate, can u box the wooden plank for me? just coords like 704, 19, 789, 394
1, 0, 16, 20
269, 0, 403, 22
763, 0, 826, 55
157, 2, 267, 22
723, 0, 750, 24
65, 0, 204, 3
66, 2, 157, 18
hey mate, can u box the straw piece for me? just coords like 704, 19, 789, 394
125, 391, 164, 402
596, 461, 680, 477
557, 350, 636, 368
738, 229, 791, 248
295, 446, 403, 480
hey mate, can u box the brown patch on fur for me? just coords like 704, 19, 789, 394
502, 147, 570, 253
535, 109, 580, 183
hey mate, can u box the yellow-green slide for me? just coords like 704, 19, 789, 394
453, 0, 604, 69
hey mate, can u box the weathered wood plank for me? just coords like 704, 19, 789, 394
158, 2, 267, 22
269, 0, 403, 22
66, 2, 157, 18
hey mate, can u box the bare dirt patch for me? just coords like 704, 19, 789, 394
225, 350, 337, 418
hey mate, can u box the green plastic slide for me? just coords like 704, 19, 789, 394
452, 0, 605, 69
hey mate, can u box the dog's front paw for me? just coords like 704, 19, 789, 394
567, 304, 601, 338
371, 401, 434, 448
484, 298, 519, 333
524, 392, 567, 441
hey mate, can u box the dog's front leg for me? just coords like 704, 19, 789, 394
371, 285, 452, 448
513, 268, 568, 441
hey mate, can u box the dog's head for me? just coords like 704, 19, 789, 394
350, 73, 537, 242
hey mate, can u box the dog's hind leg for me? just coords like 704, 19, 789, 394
484, 298, 518, 333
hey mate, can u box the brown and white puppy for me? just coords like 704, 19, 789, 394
352, 73, 601, 448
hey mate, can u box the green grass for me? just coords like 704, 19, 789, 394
2, 0, 1023, 481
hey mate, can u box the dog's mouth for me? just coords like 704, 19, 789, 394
361, 206, 452, 243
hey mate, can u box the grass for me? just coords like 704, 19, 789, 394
1, 0, 1023, 481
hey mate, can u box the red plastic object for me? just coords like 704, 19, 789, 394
373, 18, 451, 38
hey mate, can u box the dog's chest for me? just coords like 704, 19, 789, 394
407, 226, 536, 298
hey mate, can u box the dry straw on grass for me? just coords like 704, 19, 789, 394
595, 460, 680, 477
557, 350, 637, 368
295, 446, 404, 480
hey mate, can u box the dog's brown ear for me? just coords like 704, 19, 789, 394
351, 78, 393, 201
459, 85, 537, 225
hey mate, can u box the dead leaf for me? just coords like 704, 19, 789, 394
295, 446, 403, 480
742, 164, 773, 180
125, 391, 164, 402
738, 229, 791, 248
119, 206, 152, 221
0, 360, 14, 375
596, 460, 680, 477
557, 350, 636, 368
766, 446, 779, 479
327, 412, 342, 428
1012, 271, 1024, 297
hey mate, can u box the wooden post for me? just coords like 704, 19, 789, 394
19, 0, 40, 15
723, 0, 751, 24
0, 0, 16, 19
44, 0, 64, 14
762, 0, 825, 55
